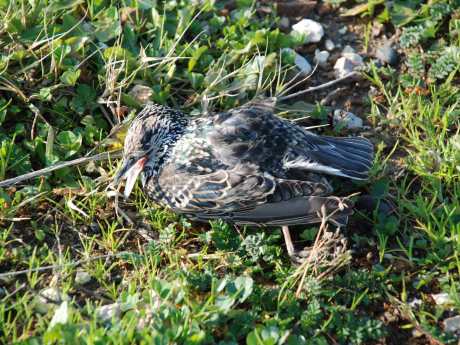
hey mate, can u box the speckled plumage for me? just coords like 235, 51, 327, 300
119, 98, 374, 226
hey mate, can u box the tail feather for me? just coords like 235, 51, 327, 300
285, 135, 374, 180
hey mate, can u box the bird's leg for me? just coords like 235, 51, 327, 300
282, 225, 316, 264
282, 226, 295, 257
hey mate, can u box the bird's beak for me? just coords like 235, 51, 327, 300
113, 157, 147, 198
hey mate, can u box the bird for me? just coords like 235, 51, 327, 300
114, 98, 374, 261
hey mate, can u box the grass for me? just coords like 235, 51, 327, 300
0, 0, 460, 344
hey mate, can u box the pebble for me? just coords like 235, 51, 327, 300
333, 57, 354, 78
34, 287, 69, 314
325, 39, 335, 51
283, 48, 312, 75
342, 45, 355, 54
279, 17, 290, 31
444, 315, 460, 333
82, 22, 93, 32
372, 22, 384, 37
342, 52, 363, 65
334, 47, 364, 78
408, 298, 422, 308
75, 270, 91, 285
314, 49, 330, 67
383, 310, 398, 323
129, 85, 153, 105
136, 310, 153, 330
431, 292, 451, 306
49, 301, 69, 328
294, 52, 312, 75
202, 24, 211, 35
96, 303, 122, 322
89, 222, 99, 233
333, 109, 363, 129
338, 26, 348, 35
292, 19, 324, 43
375, 43, 398, 66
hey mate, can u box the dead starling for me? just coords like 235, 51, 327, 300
114, 98, 374, 260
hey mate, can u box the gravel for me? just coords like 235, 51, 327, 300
333, 109, 363, 129
292, 19, 324, 43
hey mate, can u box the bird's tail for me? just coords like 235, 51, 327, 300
314, 135, 374, 180
286, 134, 374, 180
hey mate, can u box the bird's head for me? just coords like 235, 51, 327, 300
113, 104, 187, 198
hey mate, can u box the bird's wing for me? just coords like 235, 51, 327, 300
228, 196, 353, 226
156, 163, 331, 216
207, 98, 289, 176
156, 164, 275, 212
208, 98, 374, 180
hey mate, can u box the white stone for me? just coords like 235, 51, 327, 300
444, 315, 460, 333
342, 52, 363, 65
325, 39, 335, 51
334, 51, 364, 78
282, 48, 312, 75
314, 49, 330, 66
49, 301, 69, 328
279, 17, 290, 30
408, 298, 422, 308
342, 45, 355, 54
294, 53, 312, 75
334, 57, 354, 78
333, 110, 363, 129
75, 270, 91, 285
338, 26, 347, 35
292, 19, 324, 43
41, 287, 63, 301
96, 303, 121, 322
295, 53, 312, 75
34, 287, 69, 314
432, 292, 451, 305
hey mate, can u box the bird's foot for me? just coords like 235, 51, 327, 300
289, 247, 314, 265
289, 230, 349, 266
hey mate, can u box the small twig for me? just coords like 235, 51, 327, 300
29, 104, 51, 140
78, 285, 113, 304
0, 151, 122, 188
320, 87, 347, 106
0, 252, 134, 279
290, 115, 312, 124
1, 283, 26, 303
115, 204, 135, 225
0, 76, 28, 101
98, 104, 115, 127
295, 205, 329, 298
278, 63, 319, 98
277, 72, 360, 102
